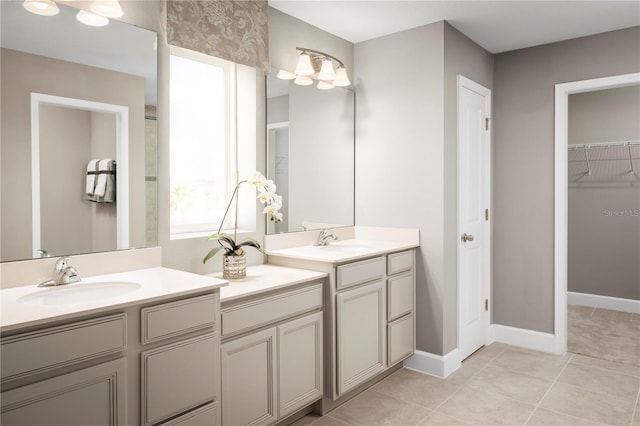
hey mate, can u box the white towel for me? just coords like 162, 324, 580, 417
94, 158, 113, 197
85, 159, 99, 196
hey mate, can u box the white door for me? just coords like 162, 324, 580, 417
458, 75, 491, 361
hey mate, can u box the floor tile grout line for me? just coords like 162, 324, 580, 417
422, 347, 505, 422
522, 353, 574, 426
630, 383, 640, 426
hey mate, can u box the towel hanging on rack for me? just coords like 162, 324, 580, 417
85, 159, 116, 203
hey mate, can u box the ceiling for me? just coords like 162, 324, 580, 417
268, 1, 640, 53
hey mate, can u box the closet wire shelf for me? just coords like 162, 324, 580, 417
568, 140, 639, 179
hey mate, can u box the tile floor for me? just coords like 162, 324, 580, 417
292, 306, 640, 426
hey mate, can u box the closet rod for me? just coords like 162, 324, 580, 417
568, 140, 640, 150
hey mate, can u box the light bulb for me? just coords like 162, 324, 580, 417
294, 75, 313, 86
277, 69, 297, 80
318, 81, 335, 90
23, 0, 59, 16
333, 67, 351, 87
90, 0, 123, 18
317, 59, 336, 81
294, 54, 315, 76
76, 9, 109, 26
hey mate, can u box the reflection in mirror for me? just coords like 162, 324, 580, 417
0, 1, 157, 262
266, 67, 355, 234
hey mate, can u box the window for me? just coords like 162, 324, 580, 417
169, 47, 235, 237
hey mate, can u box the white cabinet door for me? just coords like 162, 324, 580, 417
141, 333, 218, 426
388, 314, 415, 366
336, 280, 386, 396
277, 311, 323, 418
221, 328, 277, 426
1, 359, 126, 426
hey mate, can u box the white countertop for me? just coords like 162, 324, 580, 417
211, 264, 328, 303
0, 267, 227, 333
266, 238, 418, 263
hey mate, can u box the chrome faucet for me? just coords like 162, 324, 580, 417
314, 229, 338, 246
38, 256, 81, 287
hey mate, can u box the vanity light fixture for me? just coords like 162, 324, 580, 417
76, 9, 109, 26
294, 75, 313, 86
317, 80, 335, 90
90, 0, 123, 18
23, 0, 124, 27
22, 0, 59, 16
278, 47, 351, 90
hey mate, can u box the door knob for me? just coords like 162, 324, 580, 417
461, 233, 474, 243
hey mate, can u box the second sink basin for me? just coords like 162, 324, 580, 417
17, 281, 141, 306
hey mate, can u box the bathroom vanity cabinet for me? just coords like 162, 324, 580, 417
0, 289, 221, 426
268, 248, 416, 412
219, 279, 324, 426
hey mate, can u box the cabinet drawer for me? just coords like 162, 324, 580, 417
160, 402, 217, 425
142, 293, 217, 344
1, 358, 126, 426
1, 313, 126, 383
221, 283, 322, 338
142, 333, 218, 426
388, 271, 414, 321
388, 314, 414, 366
387, 250, 413, 275
336, 257, 385, 290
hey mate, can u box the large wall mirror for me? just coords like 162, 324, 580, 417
0, 1, 158, 262
266, 68, 355, 234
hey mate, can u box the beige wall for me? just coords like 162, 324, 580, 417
355, 23, 446, 354
493, 27, 640, 332
40, 106, 94, 258
569, 86, 640, 145
0, 48, 146, 262
568, 86, 640, 300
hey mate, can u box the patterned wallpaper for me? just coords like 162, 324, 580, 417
166, 0, 269, 72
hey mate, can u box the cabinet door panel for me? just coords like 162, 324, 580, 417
277, 312, 323, 418
388, 314, 415, 366
388, 271, 414, 321
142, 333, 217, 426
336, 280, 386, 397
221, 328, 277, 426
1, 359, 126, 426
1, 313, 126, 383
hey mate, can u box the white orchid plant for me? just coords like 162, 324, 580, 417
203, 172, 283, 264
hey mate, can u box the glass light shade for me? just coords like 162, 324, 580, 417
90, 0, 123, 18
317, 81, 335, 90
294, 75, 313, 86
76, 9, 109, 26
294, 54, 315, 76
317, 59, 336, 81
23, 0, 59, 16
277, 69, 297, 80
333, 67, 351, 87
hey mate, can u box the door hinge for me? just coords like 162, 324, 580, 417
485, 299, 489, 311
485, 117, 490, 131
485, 209, 489, 221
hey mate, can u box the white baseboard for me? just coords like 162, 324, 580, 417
568, 291, 640, 314
492, 324, 558, 354
403, 349, 461, 378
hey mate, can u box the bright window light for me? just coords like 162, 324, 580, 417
169, 50, 234, 237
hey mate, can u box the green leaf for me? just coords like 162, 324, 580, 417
202, 247, 223, 264
237, 238, 266, 255
206, 233, 238, 251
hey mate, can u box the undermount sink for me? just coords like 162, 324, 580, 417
17, 281, 141, 306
